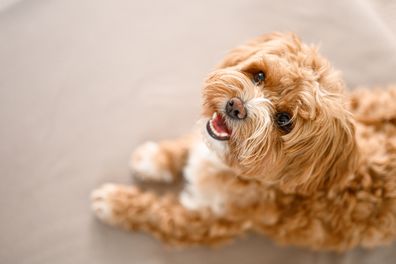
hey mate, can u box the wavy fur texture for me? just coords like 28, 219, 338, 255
91, 33, 396, 251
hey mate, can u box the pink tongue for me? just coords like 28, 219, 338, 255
212, 114, 231, 134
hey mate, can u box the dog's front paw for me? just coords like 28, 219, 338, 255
91, 184, 119, 225
130, 141, 174, 183
91, 184, 157, 229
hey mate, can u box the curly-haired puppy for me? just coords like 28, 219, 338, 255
91, 32, 396, 251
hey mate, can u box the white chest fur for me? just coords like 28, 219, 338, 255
180, 138, 231, 214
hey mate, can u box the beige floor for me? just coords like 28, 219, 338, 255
1, 0, 396, 263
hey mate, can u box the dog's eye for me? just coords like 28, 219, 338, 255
276, 112, 293, 133
253, 71, 265, 85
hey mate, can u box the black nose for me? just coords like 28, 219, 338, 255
225, 97, 247, 119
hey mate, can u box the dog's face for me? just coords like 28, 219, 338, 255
202, 33, 358, 194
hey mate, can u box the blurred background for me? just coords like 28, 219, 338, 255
0, 0, 396, 263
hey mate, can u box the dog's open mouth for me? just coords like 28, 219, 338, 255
206, 112, 231, 141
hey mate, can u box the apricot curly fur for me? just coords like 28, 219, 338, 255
92, 32, 396, 251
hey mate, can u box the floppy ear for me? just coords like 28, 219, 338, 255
217, 32, 299, 68
279, 110, 360, 195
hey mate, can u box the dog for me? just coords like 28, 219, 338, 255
91, 32, 396, 251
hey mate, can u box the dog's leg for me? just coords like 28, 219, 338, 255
91, 183, 247, 245
130, 134, 195, 183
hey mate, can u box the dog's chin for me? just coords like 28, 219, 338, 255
206, 112, 231, 141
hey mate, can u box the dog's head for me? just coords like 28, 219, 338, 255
202, 33, 359, 194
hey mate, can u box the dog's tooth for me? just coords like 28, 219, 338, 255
209, 120, 216, 134
214, 128, 220, 137
212, 112, 217, 120
210, 121, 220, 137
221, 132, 230, 137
